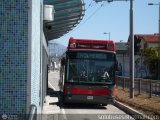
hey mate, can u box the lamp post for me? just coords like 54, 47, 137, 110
148, 2, 160, 80
129, 0, 134, 99
104, 32, 110, 40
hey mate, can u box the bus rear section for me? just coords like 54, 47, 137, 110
60, 38, 117, 105
63, 83, 116, 105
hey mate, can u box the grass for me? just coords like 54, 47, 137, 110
115, 87, 160, 120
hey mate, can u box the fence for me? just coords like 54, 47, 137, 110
116, 76, 160, 98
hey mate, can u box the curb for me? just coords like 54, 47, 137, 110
45, 95, 59, 104
115, 100, 152, 120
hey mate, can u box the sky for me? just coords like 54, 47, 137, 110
50, 0, 159, 46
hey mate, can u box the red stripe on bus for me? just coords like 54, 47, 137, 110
71, 87, 110, 96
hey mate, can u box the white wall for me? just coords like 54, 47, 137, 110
28, 0, 43, 115
117, 54, 150, 78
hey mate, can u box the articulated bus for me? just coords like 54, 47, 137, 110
59, 37, 117, 106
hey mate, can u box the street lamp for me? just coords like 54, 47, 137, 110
104, 32, 110, 40
129, 0, 134, 99
94, 0, 134, 98
148, 2, 160, 80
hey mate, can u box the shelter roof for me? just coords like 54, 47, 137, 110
44, 0, 85, 41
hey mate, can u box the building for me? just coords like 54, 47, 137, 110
134, 33, 159, 78
115, 42, 129, 76
115, 33, 159, 77
120, 33, 159, 78
135, 33, 159, 51
0, 0, 84, 119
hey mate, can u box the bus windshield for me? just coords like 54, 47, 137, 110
66, 51, 116, 85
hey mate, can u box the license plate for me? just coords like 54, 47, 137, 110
87, 96, 93, 100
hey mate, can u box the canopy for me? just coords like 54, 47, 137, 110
44, 0, 85, 41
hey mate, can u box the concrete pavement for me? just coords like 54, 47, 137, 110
42, 71, 60, 120
42, 95, 60, 120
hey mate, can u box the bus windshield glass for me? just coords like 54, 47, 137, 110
66, 51, 116, 85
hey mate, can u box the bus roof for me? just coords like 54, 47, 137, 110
67, 37, 116, 52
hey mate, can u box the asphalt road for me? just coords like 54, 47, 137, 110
48, 70, 60, 91
48, 71, 135, 120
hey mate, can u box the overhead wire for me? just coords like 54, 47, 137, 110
68, 1, 106, 34
78, 2, 105, 27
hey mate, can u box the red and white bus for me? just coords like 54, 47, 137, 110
59, 37, 117, 106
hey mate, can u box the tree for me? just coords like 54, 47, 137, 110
143, 47, 159, 79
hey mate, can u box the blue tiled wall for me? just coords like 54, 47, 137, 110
0, 0, 28, 119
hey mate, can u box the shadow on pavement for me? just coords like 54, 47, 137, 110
62, 103, 107, 110
47, 88, 60, 97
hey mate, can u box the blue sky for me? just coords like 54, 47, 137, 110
50, 0, 159, 46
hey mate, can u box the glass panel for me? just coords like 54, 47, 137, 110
66, 51, 116, 85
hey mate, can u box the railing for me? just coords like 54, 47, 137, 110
28, 104, 37, 120
116, 76, 160, 98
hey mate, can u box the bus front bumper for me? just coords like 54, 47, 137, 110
63, 94, 115, 105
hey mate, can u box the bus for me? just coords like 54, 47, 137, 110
59, 37, 117, 106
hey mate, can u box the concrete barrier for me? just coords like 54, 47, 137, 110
115, 100, 153, 120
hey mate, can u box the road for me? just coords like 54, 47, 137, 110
48, 71, 60, 91
48, 71, 135, 120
